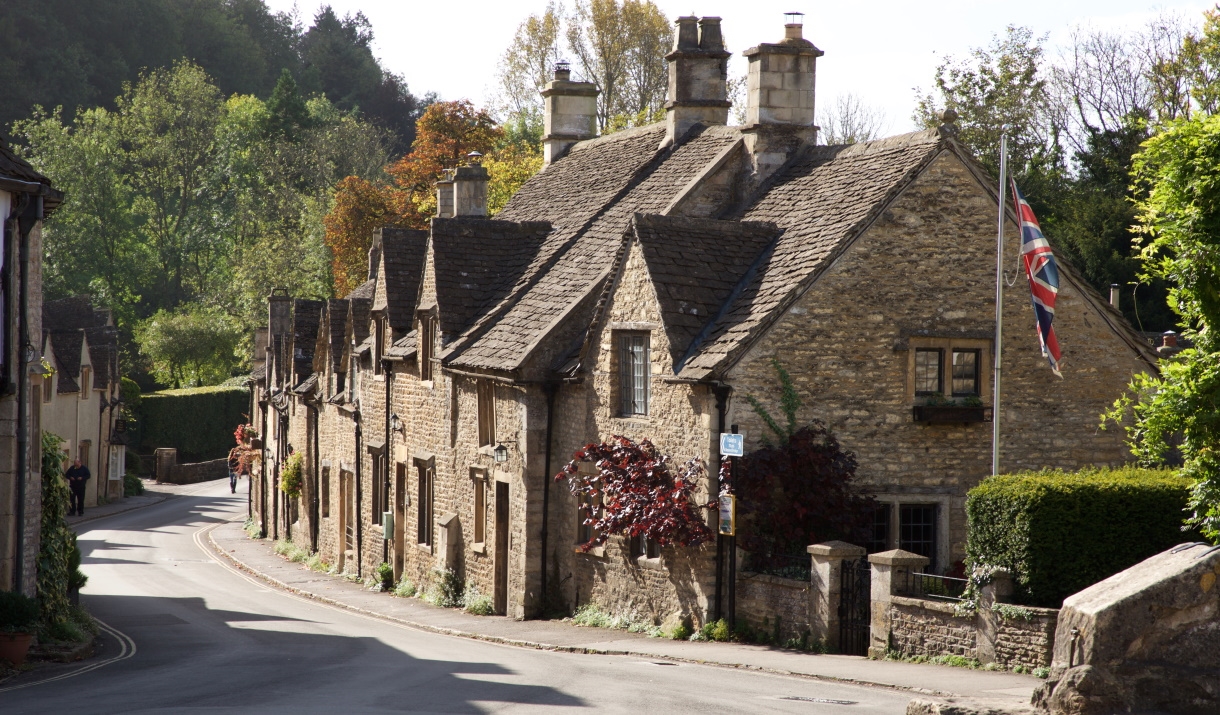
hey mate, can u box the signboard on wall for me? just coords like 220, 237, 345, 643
719, 432, 744, 457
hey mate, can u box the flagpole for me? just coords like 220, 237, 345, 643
992, 133, 1008, 477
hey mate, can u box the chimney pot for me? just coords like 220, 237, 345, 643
541, 63, 599, 165
554, 61, 571, 82
674, 16, 699, 51
698, 17, 725, 52
1109, 284, 1120, 309
1162, 331, 1178, 348
435, 174, 454, 218
452, 164, 490, 217
664, 15, 731, 145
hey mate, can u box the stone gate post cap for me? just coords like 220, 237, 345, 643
868, 549, 929, 567
807, 541, 867, 558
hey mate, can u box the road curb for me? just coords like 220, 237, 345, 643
202, 521, 950, 698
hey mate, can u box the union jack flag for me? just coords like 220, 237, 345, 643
1012, 182, 1062, 376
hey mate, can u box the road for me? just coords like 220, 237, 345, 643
2, 480, 914, 714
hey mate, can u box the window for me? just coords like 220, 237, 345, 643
78, 440, 91, 468
321, 466, 331, 518
866, 504, 891, 554
419, 314, 436, 381
630, 534, 660, 560
618, 332, 650, 416
372, 453, 387, 526
477, 380, 496, 447
417, 462, 435, 546
374, 315, 386, 374
951, 349, 980, 396
43, 374, 52, 402
473, 474, 486, 545
80, 366, 91, 399
899, 504, 938, 571
334, 371, 345, 397
914, 349, 942, 395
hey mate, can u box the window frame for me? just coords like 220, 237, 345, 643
951, 349, 981, 397
321, 465, 331, 518
419, 313, 437, 382
79, 366, 92, 400
472, 469, 487, 546
476, 380, 496, 447
907, 337, 992, 404
617, 331, 650, 417
913, 348, 943, 396
416, 461, 435, 547
899, 503, 939, 572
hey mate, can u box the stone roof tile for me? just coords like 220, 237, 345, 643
375, 227, 428, 334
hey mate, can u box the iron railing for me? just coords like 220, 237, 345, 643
905, 571, 967, 601
740, 552, 811, 582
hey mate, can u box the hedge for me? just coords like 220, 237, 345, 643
138, 385, 249, 462
965, 467, 1194, 608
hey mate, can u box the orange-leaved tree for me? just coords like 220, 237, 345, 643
324, 100, 503, 294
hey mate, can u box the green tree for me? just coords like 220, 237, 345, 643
135, 303, 243, 387
1107, 112, 1220, 541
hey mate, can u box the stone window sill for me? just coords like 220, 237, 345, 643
417, 543, 433, 554
575, 545, 605, 558
471, 542, 486, 555
636, 555, 664, 571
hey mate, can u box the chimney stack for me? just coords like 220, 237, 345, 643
452, 153, 489, 217
541, 62, 599, 165
741, 14, 823, 180
435, 170, 454, 218
1109, 284, 1120, 310
664, 16, 731, 146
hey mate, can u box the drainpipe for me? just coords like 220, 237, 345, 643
258, 397, 268, 537
539, 381, 558, 617
383, 361, 391, 566
307, 401, 320, 553
13, 195, 38, 594
355, 417, 363, 579
711, 383, 731, 622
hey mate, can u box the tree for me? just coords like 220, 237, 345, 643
1106, 112, 1220, 542
135, 303, 243, 387
494, 2, 564, 121
566, 0, 672, 130
557, 435, 713, 551
818, 93, 888, 145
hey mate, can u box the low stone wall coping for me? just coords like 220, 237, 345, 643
808, 541, 866, 558
869, 549, 929, 567
891, 595, 963, 615
739, 571, 810, 588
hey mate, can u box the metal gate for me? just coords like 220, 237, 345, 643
838, 556, 871, 656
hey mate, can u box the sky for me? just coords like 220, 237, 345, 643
264, 1, 1214, 134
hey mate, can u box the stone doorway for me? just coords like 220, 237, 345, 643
393, 463, 406, 581
494, 480, 509, 615
338, 470, 356, 572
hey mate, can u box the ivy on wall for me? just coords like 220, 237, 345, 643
38, 432, 73, 627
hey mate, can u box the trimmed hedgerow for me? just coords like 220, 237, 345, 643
138, 386, 248, 461
966, 467, 1194, 607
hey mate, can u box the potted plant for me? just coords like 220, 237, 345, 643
912, 393, 991, 423
0, 591, 41, 667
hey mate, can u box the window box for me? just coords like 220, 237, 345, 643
912, 405, 991, 423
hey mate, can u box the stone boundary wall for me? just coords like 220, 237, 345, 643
736, 571, 811, 642
888, 595, 1057, 670
164, 458, 228, 485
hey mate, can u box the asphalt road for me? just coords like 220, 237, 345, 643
2, 480, 915, 714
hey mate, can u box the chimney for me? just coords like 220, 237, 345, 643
435, 171, 454, 218
1109, 284, 1120, 309
664, 16, 731, 146
741, 14, 823, 179
541, 62, 599, 165
268, 287, 292, 338
452, 153, 489, 217
368, 229, 383, 280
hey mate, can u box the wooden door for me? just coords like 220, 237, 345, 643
394, 463, 406, 580
494, 481, 509, 615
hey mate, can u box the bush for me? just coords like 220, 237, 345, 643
124, 472, 145, 496
138, 385, 249, 461
376, 562, 394, 591
462, 585, 494, 615
393, 578, 417, 598
966, 467, 1194, 607
423, 568, 463, 608
38, 432, 74, 629
280, 453, 303, 499
0, 591, 40, 633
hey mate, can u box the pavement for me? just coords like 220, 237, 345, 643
208, 514, 1040, 708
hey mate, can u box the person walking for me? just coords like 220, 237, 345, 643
66, 457, 91, 517
227, 447, 241, 494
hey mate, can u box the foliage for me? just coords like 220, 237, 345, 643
1104, 110, 1220, 541
818, 93, 889, 145
138, 385, 249, 461
0, 591, 40, 634
567, 0, 672, 131
423, 568, 464, 608
557, 436, 714, 551
135, 303, 244, 387
494, 2, 564, 119
393, 578, 418, 598
68, 536, 88, 592
965, 467, 1193, 607
569, 603, 664, 636
37, 432, 75, 630
124, 472, 145, 497
280, 452, 304, 500
486, 144, 544, 216
462, 585, 495, 616
376, 562, 394, 591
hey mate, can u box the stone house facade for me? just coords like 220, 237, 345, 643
250, 15, 1155, 626
40, 296, 123, 507
1, 136, 62, 596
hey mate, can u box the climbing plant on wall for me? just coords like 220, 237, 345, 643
38, 432, 74, 628
557, 436, 713, 552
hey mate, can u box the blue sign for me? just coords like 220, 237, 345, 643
720, 432, 744, 457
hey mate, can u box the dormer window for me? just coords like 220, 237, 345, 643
477, 380, 495, 447
374, 316, 386, 374
419, 314, 437, 382
80, 366, 92, 399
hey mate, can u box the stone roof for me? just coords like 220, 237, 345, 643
349, 297, 372, 348
677, 129, 948, 379
43, 296, 118, 391
627, 214, 781, 370
325, 299, 349, 372
84, 326, 118, 389
44, 296, 111, 332
48, 331, 83, 393
374, 227, 428, 335
292, 299, 324, 382
0, 135, 63, 212
430, 217, 551, 342
448, 124, 742, 373
346, 279, 375, 300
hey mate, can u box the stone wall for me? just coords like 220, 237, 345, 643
736, 572, 811, 642
887, 595, 1057, 671
164, 458, 228, 485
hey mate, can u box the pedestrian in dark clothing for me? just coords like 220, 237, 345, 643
66, 458, 90, 517
227, 448, 241, 494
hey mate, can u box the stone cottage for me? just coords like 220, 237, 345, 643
40, 296, 123, 507
1, 135, 62, 596
250, 15, 1155, 625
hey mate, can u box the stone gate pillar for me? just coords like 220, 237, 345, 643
976, 567, 1015, 665
808, 541, 866, 652
868, 549, 929, 659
